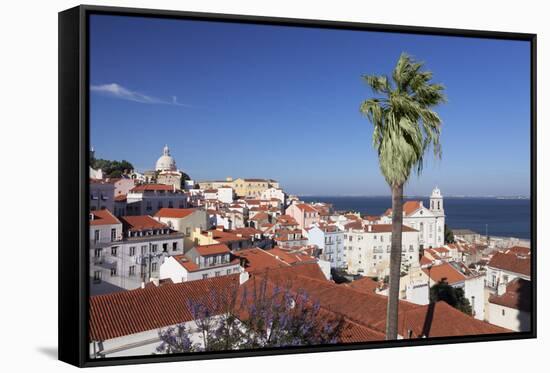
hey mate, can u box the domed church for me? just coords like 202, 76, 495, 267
155, 145, 177, 172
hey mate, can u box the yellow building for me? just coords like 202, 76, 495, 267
197, 177, 279, 198
232, 178, 279, 198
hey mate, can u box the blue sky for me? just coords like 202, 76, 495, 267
89, 15, 531, 197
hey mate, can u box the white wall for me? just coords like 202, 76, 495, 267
487, 304, 531, 332
346, 229, 420, 277
464, 276, 485, 320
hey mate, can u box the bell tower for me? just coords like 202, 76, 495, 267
430, 186, 444, 215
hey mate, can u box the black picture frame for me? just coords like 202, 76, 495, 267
58, 4, 537, 368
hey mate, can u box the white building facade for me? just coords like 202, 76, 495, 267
381, 187, 445, 249
306, 225, 346, 269
345, 224, 420, 277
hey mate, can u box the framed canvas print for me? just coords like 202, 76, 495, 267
58, 5, 537, 367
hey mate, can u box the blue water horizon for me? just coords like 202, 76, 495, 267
300, 196, 531, 240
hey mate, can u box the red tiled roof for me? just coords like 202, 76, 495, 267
489, 278, 531, 312
403, 201, 422, 216
172, 254, 240, 272
384, 201, 424, 217
130, 184, 175, 192
234, 248, 289, 273
346, 276, 379, 294
488, 251, 531, 276
422, 262, 467, 285
374, 301, 510, 338
295, 204, 318, 213
344, 221, 363, 230
89, 275, 240, 341
250, 212, 269, 221
205, 229, 249, 243
154, 208, 197, 219
89, 209, 121, 226
91, 263, 510, 343
420, 256, 434, 266
119, 215, 168, 231
229, 227, 263, 238
268, 248, 317, 265
195, 243, 231, 256
505, 246, 531, 256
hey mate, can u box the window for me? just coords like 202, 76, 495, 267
146, 201, 152, 211
93, 271, 102, 283
94, 248, 102, 258
172, 242, 178, 251
227, 269, 232, 275
151, 262, 158, 272
215, 271, 221, 277
151, 244, 158, 253
94, 230, 100, 242
185, 227, 191, 237
129, 246, 136, 256
110, 267, 117, 277
502, 309, 505, 316
202, 274, 208, 279
168, 201, 174, 208
162, 243, 168, 253
141, 245, 147, 255
111, 228, 117, 241
129, 265, 136, 276
111, 246, 118, 256
503, 275, 509, 284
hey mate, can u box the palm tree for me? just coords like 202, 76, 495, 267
360, 53, 446, 339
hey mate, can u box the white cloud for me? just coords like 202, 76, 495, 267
90, 83, 189, 107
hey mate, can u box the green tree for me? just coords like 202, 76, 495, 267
360, 53, 446, 339
91, 158, 134, 178
430, 279, 472, 315
444, 224, 455, 243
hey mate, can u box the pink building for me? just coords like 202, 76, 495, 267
285, 203, 319, 229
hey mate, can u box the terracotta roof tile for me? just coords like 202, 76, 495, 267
130, 184, 175, 192
89, 275, 240, 341
422, 262, 467, 285
489, 278, 531, 312
154, 208, 197, 219
89, 209, 121, 226
195, 243, 231, 256
488, 251, 531, 276
119, 215, 169, 231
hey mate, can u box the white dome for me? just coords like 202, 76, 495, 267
155, 145, 177, 172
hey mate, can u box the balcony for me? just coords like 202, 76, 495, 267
92, 254, 117, 269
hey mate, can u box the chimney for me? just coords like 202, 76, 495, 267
368, 225, 372, 232
497, 281, 507, 296
239, 271, 249, 284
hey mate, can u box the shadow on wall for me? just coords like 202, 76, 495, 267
516, 278, 532, 332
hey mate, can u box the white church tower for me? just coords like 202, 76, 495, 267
429, 186, 445, 246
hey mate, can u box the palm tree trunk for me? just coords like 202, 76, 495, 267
385, 183, 403, 340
